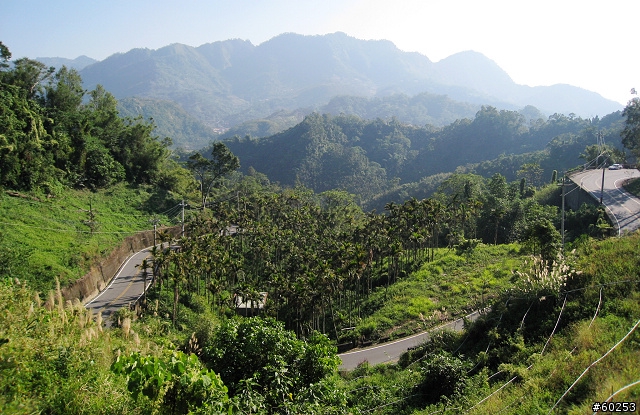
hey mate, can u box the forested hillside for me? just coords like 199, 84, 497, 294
0, 59, 164, 191
4, 34, 640, 413
76, 32, 621, 141
218, 107, 626, 207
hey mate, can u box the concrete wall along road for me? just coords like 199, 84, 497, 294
563, 180, 599, 211
62, 226, 181, 304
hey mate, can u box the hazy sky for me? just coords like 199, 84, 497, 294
2, 0, 638, 105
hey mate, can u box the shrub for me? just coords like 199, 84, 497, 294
416, 351, 470, 404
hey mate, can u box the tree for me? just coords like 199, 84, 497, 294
621, 97, 640, 161
44, 66, 84, 113
200, 317, 339, 410
2, 58, 54, 100
0, 41, 11, 70
517, 163, 543, 188
524, 218, 561, 263
187, 143, 239, 209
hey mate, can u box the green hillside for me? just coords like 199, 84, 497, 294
221, 108, 625, 207
0, 184, 183, 293
3, 39, 640, 414
2, 213, 639, 413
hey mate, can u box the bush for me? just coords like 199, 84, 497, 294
416, 351, 470, 404
200, 316, 340, 410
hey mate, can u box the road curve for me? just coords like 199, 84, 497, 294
84, 246, 153, 320
569, 168, 640, 235
338, 310, 482, 370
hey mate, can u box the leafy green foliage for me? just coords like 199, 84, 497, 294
111, 351, 229, 414
200, 316, 339, 409
416, 351, 470, 403
0, 44, 175, 192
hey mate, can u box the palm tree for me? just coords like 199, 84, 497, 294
136, 258, 151, 305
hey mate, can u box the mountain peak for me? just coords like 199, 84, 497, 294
77, 32, 621, 130
435, 50, 515, 92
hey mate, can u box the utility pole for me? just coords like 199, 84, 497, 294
80, 198, 98, 234
181, 200, 185, 236
600, 167, 606, 205
149, 217, 160, 246
561, 175, 566, 254
597, 130, 606, 205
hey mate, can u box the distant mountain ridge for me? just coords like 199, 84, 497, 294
36, 55, 97, 71
41, 32, 622, 146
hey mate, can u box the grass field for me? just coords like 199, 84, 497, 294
0, 184, 183, 293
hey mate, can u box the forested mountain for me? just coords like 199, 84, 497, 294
117, 97, 219, 150
75, 32, 621, 148
5, 37, 640, 414
221, 108, 626, 206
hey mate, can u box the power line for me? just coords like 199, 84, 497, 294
548, 317, 640, 414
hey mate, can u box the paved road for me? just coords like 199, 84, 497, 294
569, 168, 640, 234
338, 310, 482, 370
84, 246, 153, 320
83, 227, 234, 321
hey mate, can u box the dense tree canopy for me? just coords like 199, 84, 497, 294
621, 97, 640, 160
0, 44, 172, 192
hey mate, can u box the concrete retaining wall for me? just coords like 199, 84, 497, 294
564, 180, 600, 211
62, 226, 181, 304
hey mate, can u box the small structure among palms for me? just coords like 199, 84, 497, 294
234, 291, 268, 317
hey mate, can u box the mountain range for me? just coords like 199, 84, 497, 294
38, 32, 622, 149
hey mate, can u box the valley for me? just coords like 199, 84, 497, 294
1, 36, 640, 414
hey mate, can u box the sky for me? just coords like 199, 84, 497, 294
2, 0, 638, 106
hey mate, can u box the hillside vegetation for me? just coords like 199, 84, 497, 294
219, 108, 625, 207
78, 32, 621, 136
4, 38, 640, 414
0, 184, 183, 293
2, 224, 639, 413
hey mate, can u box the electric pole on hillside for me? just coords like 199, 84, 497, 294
561, 174, 566, 254
80, 198, 98, 235
149, 217, 160, 246
180, 200, 186, 237
597, 130, 607, 205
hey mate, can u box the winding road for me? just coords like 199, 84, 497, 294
569, 168, 640, 234
338, 310, 482, 370
84, 246, 153, 320
86, 170, 640, 367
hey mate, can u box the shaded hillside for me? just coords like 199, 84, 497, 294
221, 108, 618, 204
78, 32, 622, 144
117, 97, 218, 150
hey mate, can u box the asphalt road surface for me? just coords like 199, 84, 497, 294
84, 246, 153, 321
338, 310, 482, 370
569, 168, 640, 234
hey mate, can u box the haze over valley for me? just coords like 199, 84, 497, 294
33, 32, 622, 151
